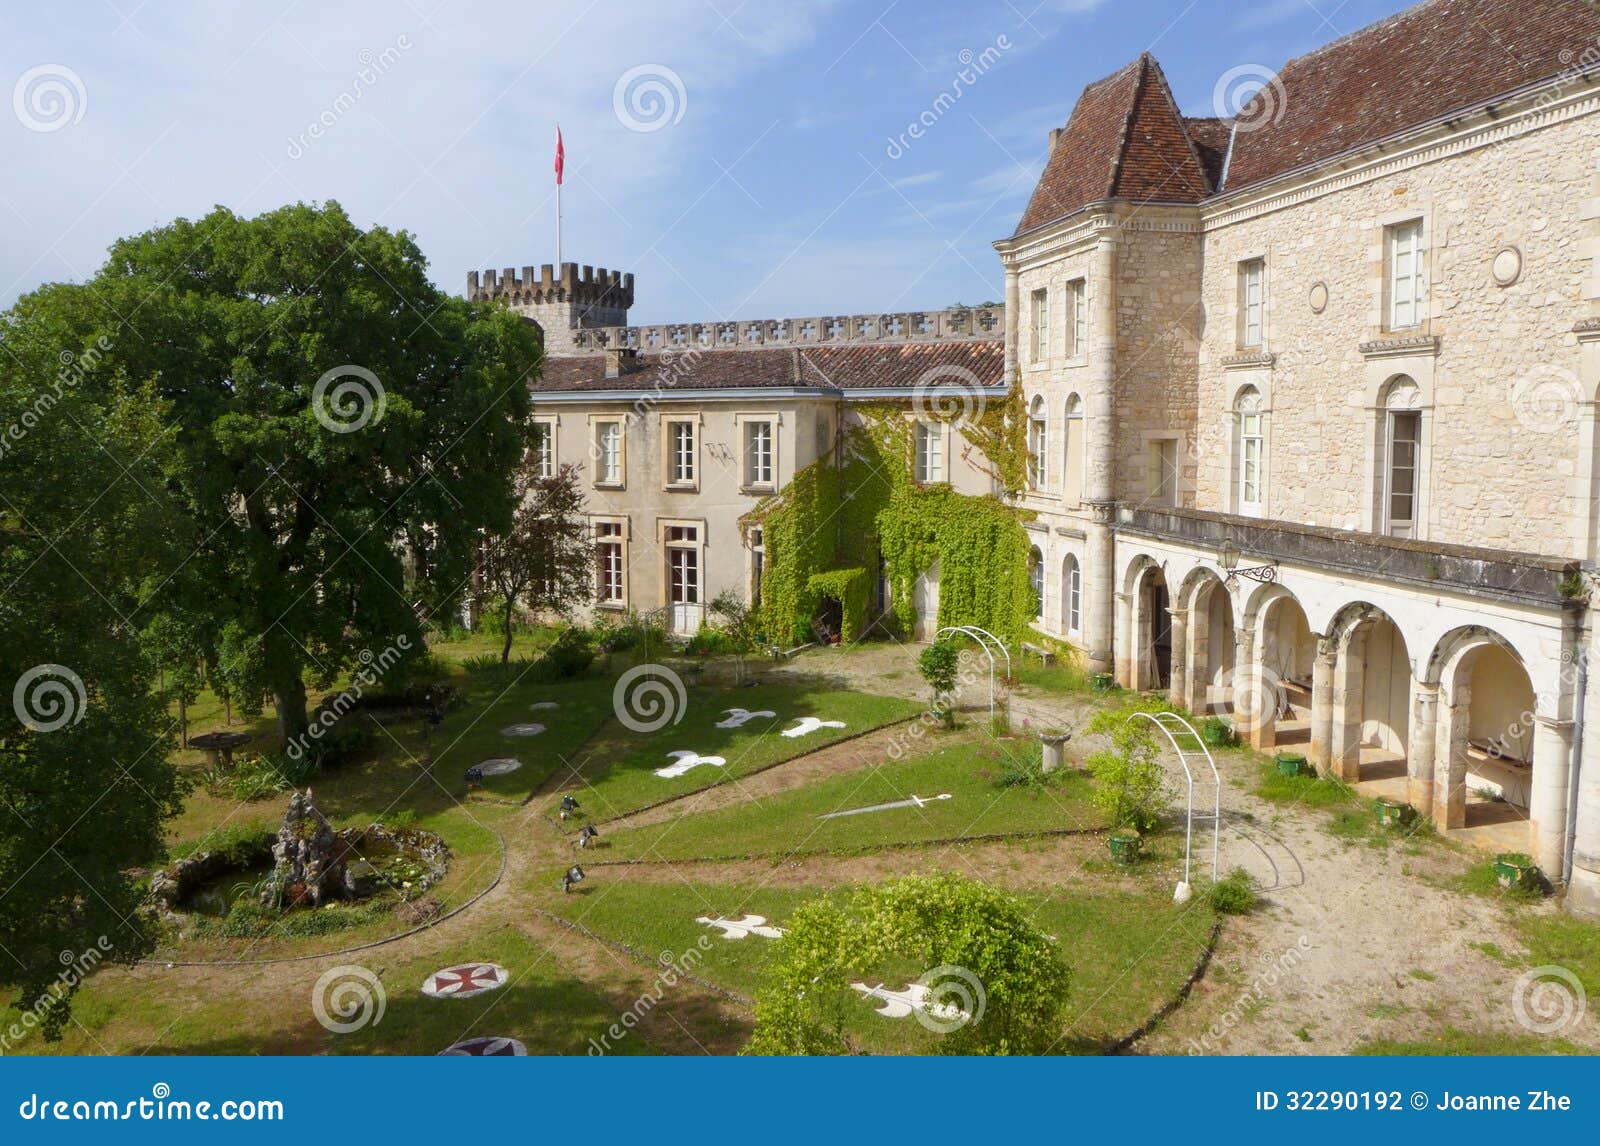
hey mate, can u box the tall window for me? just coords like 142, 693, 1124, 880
595, 420, 623, 485
1388, 219, 1426, 330
1062, 555, 1081, 635
1062, 395, 1084, 504
1029, 288, 1049, 363
1066, 279, 1086, 359
531, 421, 555, 479
1028, 397, 1048, 490
1029, 547, 1044, 622
749, 527, 765, 607
669, 420, 697, 486
1381, 377, 1423, 538
1148, 439, 1177, 507
594, 520, 625, 604
744, 420, 774, 488
915, 421, 944, 483
1239, 259, 1264, 349
1236, 385, 1264, 514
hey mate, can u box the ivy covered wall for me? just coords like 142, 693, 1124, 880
747, 385, 1035, 647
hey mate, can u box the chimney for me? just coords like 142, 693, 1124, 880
790, 347, 802, 384
1047, 127, 1062, 155
604, 347, 638, 379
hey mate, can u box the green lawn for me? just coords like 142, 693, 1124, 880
532, 876, 1217, 1053
546, 681, 923, 821
598, 734, 1104, 861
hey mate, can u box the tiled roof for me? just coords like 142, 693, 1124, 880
1011, 0, 1600, 234
1013, 53, 1214, 236
532, 340, 1005, 394
1224, 0, 1600, 190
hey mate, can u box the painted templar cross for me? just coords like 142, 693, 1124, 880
780, 716, 847, 739
715, 707, 777, 729
426, 964, 506, 998
654, 749, 727, 778
851, 982, 968, 1023
695, 914, 786, 940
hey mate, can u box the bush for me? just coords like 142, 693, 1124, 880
684, 627, 735, 657
1208, 867, 1259, 914
1084, 721, 1167, 833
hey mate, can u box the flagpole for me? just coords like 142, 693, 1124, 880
554, 124, 563, 269
556, 178, 562, 268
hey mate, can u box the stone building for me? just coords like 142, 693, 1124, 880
994, 0, 1600, 913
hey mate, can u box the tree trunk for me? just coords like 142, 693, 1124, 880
177, 695, 188, 748
271, 673, 309, 750
500, 595, 516, 664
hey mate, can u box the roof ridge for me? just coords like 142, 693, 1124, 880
1105, 53, 1151, 200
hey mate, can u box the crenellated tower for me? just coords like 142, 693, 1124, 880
466, 262, 635, 355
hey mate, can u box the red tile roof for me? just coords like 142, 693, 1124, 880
533, 340, 1005, 394
1013, 53, 1214, 236
1011, 0, 1600, 234
1224, 0, 1600, 190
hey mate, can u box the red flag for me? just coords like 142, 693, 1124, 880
554, 126, 564, 186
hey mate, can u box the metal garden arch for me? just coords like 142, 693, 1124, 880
934, 625, 1011, 720
1128, 710, 1220, 902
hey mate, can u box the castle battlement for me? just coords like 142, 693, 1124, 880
567, 306, 1003, 354
467, 262, 635, 309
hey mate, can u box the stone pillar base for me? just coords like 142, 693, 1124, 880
1567, 865, 1600, 918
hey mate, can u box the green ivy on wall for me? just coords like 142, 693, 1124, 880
746, 380, 1034, 648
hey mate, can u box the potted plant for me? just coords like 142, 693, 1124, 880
1108, 829, 1143, 865
1493, 852, 1538, 889
1089, 672, 1115, 693
1275, 753, 1309, 778
1373, 796, 1414, 828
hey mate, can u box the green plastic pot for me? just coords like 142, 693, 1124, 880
1089, 672, 1115, 693
1493, 853, 1537, 889
1275, 753, 1309, 778
1108, 832, 1143, 865
1373, 797, 1414, 828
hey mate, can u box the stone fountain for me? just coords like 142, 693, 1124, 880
262, 789, 349, 908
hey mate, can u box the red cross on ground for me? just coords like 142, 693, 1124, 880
422, 962, 508, 999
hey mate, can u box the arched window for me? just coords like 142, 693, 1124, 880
1062, 554, 1081, 635
1062, 394, 1084, 504
1235, 385, 1265, 515
1029, 547, 1044, 622
1028, 397, 1048, 491
1379, 376, 1423, 538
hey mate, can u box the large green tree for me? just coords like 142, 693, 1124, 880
0, 283, 185, 1039
94, 202, 541, 744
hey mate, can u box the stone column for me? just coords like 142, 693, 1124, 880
1408, 681, 1439, 817
1168, 607, 1188, 710
1001, 262, 1020, 384
1113, 590, 1132, 687
1081, 230, 1119, 675
1308, 637, 1337, 775
1433, 681, 1470, 831
1530, 715, 1574, 878
1329, 633, 1365, 784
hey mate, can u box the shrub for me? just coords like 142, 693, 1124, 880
1084, 723, 1167, 833
1208, 867, 1259, 914
918, 640, 960, 726
684, 627, 735, 657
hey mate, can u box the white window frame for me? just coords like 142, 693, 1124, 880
1062, 394, 1084, 505
592, 517, 627, 606
1029, 288, 1049, 364
1028, 547, 1044, 623
1388, 219, 1426, 331
1235, 386, 1265, 515
592, 417, 625, 488
1066, 279, 1087, 360
1383, 410, 1422, 538
742, 418, 775, 490
1148, 438, 1177, 507
531, 417, 556, 479
1063, 555, 1081, 635
914, 420, 946, 484
660, 518, 705, 632
663, 416, 699, 490
1028, 398, 1048, 491
1239, 259, 1265, 349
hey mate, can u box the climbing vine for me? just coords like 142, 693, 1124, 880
746, 380, 1034, 648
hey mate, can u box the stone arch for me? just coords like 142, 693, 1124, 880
1324, 601, 1412, 785
1122, 555, 1170, 692
1060, 552, 1082, 637
1237, 583, 1316, 750
1176, 567, 1235, 715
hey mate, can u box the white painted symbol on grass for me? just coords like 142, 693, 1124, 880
715, 707, 776, 729
653, 749, 727, 779
696, 914, 786, 940
780, 716, 846, 739
439, 1036, 527, 1056
474, 758, 523, 776
421, 962, 509, 999
531, 701, 559, 710
818, 793, 952, 820
851, 982, 970, 1025
501, 723, 545, 737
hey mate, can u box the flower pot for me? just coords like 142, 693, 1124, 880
1275, 753, 1309, 778
1493, 853, 1537, 890
1089, 672, 1115, 693
1108, 832, 1143, 865
1373, 797, 1414, 828
1200, 718, 1237, 748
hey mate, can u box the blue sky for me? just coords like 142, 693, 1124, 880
2, 0, 1415, 324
